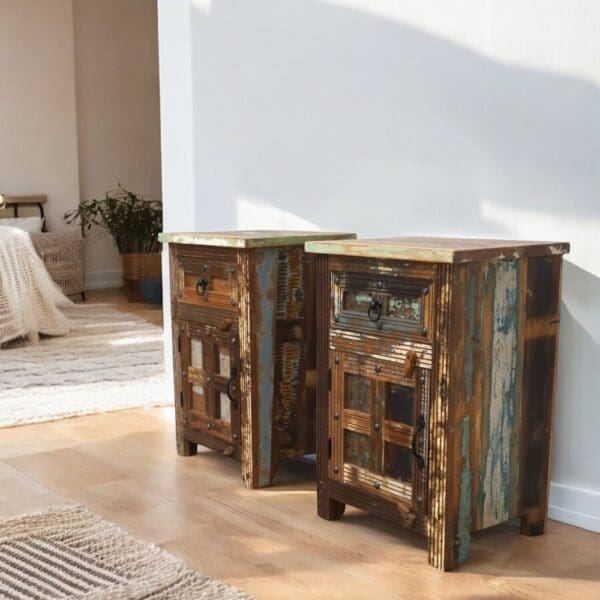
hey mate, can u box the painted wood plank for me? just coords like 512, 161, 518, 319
305, 237, 569, 263
250, 248, 278, 487
159, 231, 355, 248
481, 260, 521, 528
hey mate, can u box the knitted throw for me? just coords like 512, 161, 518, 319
0, 226, 71, 345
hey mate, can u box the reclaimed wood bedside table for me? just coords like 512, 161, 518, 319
159, 230, 356, 488
305, 237, 570, 570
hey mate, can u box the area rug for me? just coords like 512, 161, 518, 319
0, 304, 170, 428
0, 504, 250, 599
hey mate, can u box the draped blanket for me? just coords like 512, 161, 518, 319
0, 226, 71, 345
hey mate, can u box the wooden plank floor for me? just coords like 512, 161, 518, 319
0, 290, 598, 599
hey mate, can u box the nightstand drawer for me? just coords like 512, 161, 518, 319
176, 251, 238, 312
331, 269, 435, 343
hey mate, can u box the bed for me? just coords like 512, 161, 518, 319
0, 195, 85, 299
0, 226, 71, 345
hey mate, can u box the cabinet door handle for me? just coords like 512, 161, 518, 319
196, 278, 209, 296
219, 319, 233, 332
412, 414, 426, 469
227, 368, 239, 408
367, 298, 382, 322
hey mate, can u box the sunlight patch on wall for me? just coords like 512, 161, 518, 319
480, 198, 600, 278
191, 0, 212, 15
236, 196, 320, 231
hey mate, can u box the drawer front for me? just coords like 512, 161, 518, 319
176, 251, 238, 312
331, 269, 435, 343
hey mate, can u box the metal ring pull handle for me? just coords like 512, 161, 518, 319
367, 298, 383, 322
411, 414, 426, 469
196, 278, 209, 296
227, 368, 238, 408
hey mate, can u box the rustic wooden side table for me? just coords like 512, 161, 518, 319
305, 237, 569, 570
160, 230, 355, 488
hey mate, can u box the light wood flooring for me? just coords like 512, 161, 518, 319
0, 289, 598, 599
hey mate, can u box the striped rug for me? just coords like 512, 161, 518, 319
0, 505, 250, 599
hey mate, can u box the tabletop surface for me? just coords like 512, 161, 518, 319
304, 236, 570, 263
159, 230, 356, 248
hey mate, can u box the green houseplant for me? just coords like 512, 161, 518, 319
64, 184, 162, 302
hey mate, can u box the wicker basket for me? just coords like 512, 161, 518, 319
121, 252, 161, 302
30, 231, 85, 298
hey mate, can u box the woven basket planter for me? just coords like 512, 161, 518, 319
121, 252, 161, 302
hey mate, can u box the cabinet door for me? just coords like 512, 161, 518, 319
181, 321, 240, 445
330, 351, 429, 512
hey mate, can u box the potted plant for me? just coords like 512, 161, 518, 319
64, 184, 162, 302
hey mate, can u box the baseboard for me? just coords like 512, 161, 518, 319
549, 482, 600, 533
85, 270, 122, 290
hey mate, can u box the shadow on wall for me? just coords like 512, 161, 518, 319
553, 262, 600, 488
190, 0, 600, 234
190, 1, 600, 490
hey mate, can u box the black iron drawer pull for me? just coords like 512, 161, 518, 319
367, 298, 382, 322
196, 278, 209, 296
412, 414, 426, 469
227, 368, 239, 408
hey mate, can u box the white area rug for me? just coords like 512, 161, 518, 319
0, 304, 170, 428
0, 504, 250, 599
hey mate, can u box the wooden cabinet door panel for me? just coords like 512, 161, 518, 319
330, 351, 429, 513
181, 320, 240, 445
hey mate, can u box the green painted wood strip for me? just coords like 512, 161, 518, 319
481, 260, 520, 528
252, 249, 279, 487
158, 231, 355, 248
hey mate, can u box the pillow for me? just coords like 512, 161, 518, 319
0, 216, 44, 233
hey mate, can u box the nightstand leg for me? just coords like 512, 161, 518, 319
520, 506, 547, 536
428, 523, 470, 571
241, 455, 278, 488
318, 495, 345, 520
240, 419, 278, 489
176, 434, 197, 457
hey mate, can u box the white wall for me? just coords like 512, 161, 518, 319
157, 0, 197, 405
158, 0, 600, 532
73, 0, 162, 289
0, 0, 80, 233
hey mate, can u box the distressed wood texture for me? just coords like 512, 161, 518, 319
307, 238, 568, 571
305, 236, 569, 264
159, 230, 355, 248
166, 232, 354, 489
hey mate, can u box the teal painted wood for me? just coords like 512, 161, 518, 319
456, 260, 523, 533
481, 260, 521, 527
252, 248, 279, 487
457, 415, 472, 564
462, 266, 483, 405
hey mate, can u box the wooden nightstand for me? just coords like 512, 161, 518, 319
305, 237, 570, 570
160, 230, 355, 489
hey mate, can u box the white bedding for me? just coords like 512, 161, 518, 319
0, 226, 71, 345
